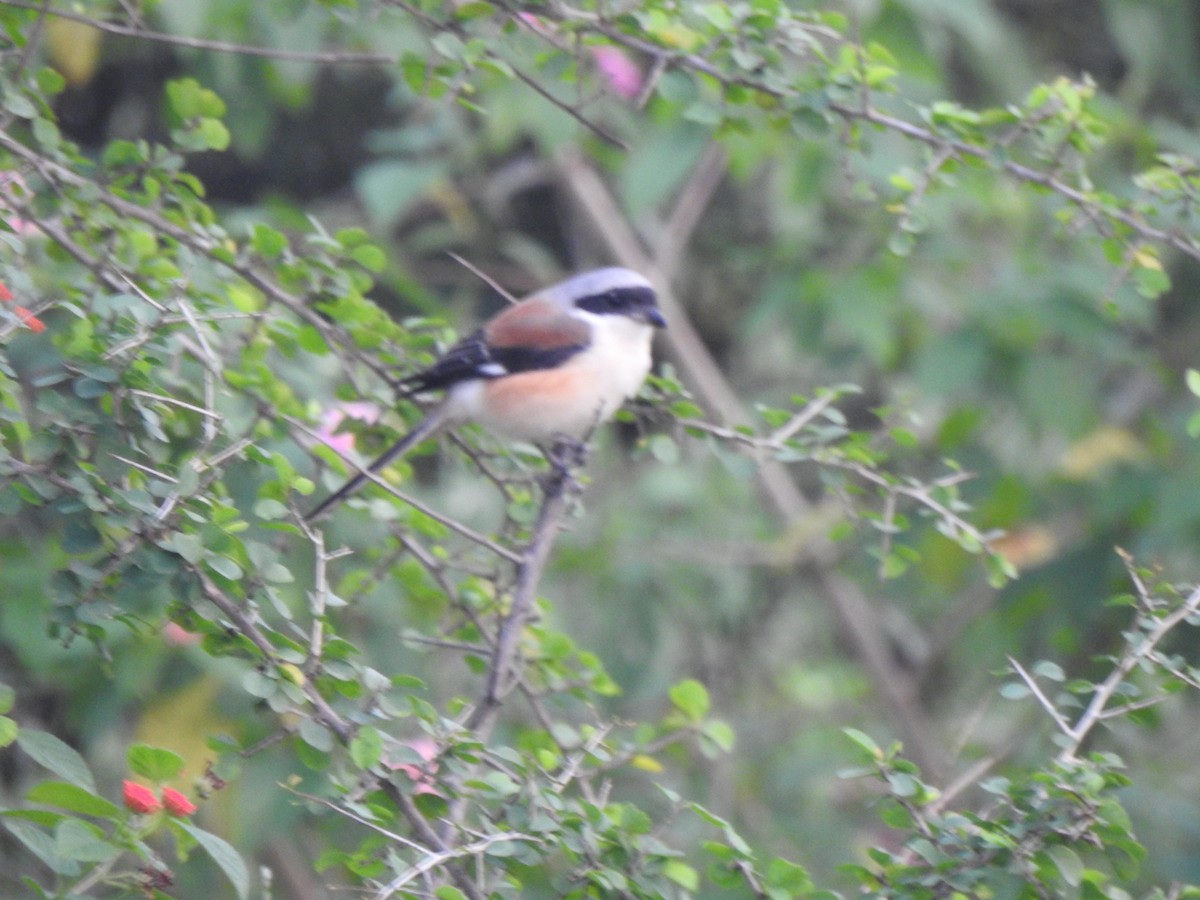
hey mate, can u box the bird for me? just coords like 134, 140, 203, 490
306, 267, 666, 520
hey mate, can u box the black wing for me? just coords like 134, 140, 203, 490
399, 329, 586, 395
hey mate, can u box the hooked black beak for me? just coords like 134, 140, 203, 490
641, 306, 667, 329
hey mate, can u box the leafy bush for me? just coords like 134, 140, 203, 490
3, 1, 1200, 897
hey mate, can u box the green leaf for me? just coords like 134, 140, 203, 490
0, 716, 16, 747
765, 857, 814, 893
0, 683, 14, 714
179, 822, 250, 899
205, 554, 244, 581
2, 818, 79, 876
251, 224, 288, 258
1046, 845, 1084, 887
669, 679, 710, 721
662, 859, 699, 891
1032, 660, 1065, 681
1000, 681, 1031, 700
127, 743, 185, 782
350, 244, 387, 273
17, 731, 96, 792
36, 66, 67, 95
166, 77, 226, 119
27, 782, 120, 818
842, 728, 881, 760
299, 719, 334, 752
701, 719, 736, 753
1187, 368, 1200, 398
435, 887, 468, 900
349, 726, 383, 770
3, 90, 36, 119
196, 117, 231, 151
54, 818, 117, 862
161, 532, 203, 564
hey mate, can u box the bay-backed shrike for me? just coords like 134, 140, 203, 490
307, 267, 666, 520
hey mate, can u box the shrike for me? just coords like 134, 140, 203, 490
307, 267, 666, 520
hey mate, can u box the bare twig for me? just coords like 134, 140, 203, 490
284, 414, 522, 563
375, 831, 541, 897
195, 570, 352, 742
465, 444, 579, 732
1006, 656, 1073, 737
446, 252, 519, 304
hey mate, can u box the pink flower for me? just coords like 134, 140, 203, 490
591, 46, 643, 99
162, 622, 202, 646
317, 402, 381, 454
161, 787, 197, 817
122, 781, 161, 814
390, 737, 440, 795
0, 282, 45, 333
0, 172, 39, 236
516, 12, 550, 35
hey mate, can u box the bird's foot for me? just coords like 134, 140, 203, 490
543, 435, 589, 493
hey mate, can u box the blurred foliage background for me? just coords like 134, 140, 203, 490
5, 0, 1200, 895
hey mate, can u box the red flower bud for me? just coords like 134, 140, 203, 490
161, 787, 197, 817
13, 306, 45, 333
122, 780, 161, 814
0, 283, 11, 302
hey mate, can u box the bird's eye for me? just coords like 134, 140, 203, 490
606, 291, 629, 309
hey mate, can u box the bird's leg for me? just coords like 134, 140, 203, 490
542, 434, 589, 493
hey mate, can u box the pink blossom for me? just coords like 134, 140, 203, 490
317, 402, 382, 454
122, 781, 161, 814
516, 12, 551, 35
390, 737, 440, 795
162, 622, 202, 646
161, 787, 197, 817
590, 46, 643, 99
0, 172, 38, 236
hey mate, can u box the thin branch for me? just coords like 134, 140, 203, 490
109, 453, 178, 483
129, 389, 221, 418
378, 783, 487, 900
284, 414, 522, 564
1059, 579, 1200, 761
446, 252, 519, 304
375, 831, 541, 898
0, 1, 395, 64
1006, 656, 1073, 737
195, 570, 352, 742
388, 0, 628, 149
465, 444, 579, 733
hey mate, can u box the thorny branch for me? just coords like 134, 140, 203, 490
1008, 551, 1200, 762
1058, 558, 1200, 761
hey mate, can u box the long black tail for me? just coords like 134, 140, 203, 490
305, 406, 448, 521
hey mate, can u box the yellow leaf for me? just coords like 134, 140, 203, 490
279, 663, 306, 686
629, 754, 664, 773
655, 24, 704, 51
1060, 426, 1146, 480
134, 677, 232, 781
1132, 246, 1162, 271
45, 19, 103, 88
